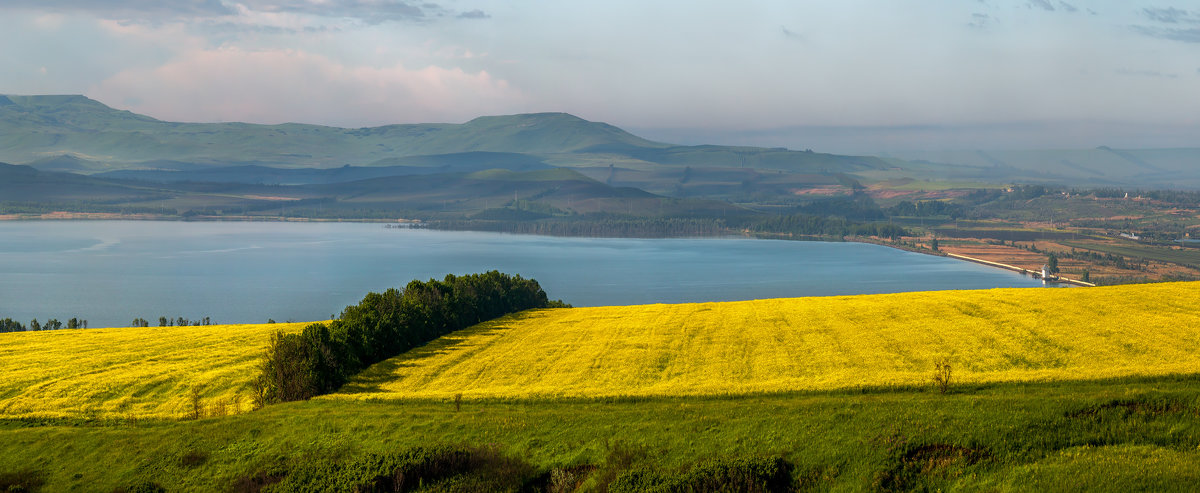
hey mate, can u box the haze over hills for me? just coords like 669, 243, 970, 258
4, 93, 1200, 227
873, 147, 1200, 190
3, 94, 1198, 192
0, 94, 882, 176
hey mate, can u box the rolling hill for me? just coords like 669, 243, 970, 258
0, 95, 885, 177
5, 283, 1200, 491
872, 147, 1200, 189
6, 282, 1200, 419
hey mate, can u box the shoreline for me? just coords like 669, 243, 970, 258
0, 214, 1094, 285
0, 212, 422, 223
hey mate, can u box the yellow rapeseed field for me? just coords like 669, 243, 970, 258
333, 282, 1200, 401
0, 322, 306, 419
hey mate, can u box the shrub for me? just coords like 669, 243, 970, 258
267, 445, 536, 492
0, 469, 44, 493
609, 456, 793, 493
932, 358, 952, 394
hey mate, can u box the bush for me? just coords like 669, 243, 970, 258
932, 358, 952, 394
0, 469, 43, 493
609, 456, 793, 493
268, 446, 536, 492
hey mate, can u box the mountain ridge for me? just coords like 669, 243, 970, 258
0, 94, 887, 176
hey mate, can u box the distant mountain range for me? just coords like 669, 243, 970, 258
2, 94, 1199, 214
0, 94, 884, 176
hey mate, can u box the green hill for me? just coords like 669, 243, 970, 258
0, 95, 888, 179
873, 147, 1200, 189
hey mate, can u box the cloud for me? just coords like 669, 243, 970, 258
967, 12, 994, 29
457, 9, 489, 20
1141, 7, 1199, 24
1116, 68, 1178, 78
1027, 0, 1055, 12
235, 0, 436, 24
1131, 25, 1200, 43
88, 47, 526, 126
0, 0, 457, 25
0, 0, 234, 20
1057, 2, 1078, 13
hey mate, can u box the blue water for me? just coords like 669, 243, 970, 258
0, 221, 1052, 327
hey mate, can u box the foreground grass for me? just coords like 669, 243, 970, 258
0, 322, 308, 419
336, 282, 1200, 400
2, 377, 1200, 491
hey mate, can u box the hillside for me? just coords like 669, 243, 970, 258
5, 284, 1200, 491
335, 281, 1200, 400
0, 322, 306, 418
0, 95, 881, 176
872, 147, 1200, 189
6, 282, 1200, 420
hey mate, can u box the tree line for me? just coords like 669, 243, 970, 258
0, 315, 217, 332
739, 213, 908, 240
254, 271, 568, 404
424, 217, 728, 238
130, 316, 216, 327
0, 317, 88, 332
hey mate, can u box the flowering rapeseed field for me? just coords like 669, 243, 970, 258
0, 322, 306, 419
5, 282, 1200, 418
334, 282, 1200, 400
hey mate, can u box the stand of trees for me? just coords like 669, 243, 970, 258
425, 217, 728, 238
0, 317, 86, 332
887, 200, 965, 219
154, 316, 214, 327
254, 271, 568, 404
742, 213, 908, 240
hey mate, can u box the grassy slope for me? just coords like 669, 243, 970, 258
335, 282, 1200, 400
3, 379, 1200, 491
0, 323, 307, 419
4, 284, 1200, 490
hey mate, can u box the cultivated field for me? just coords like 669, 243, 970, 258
6, 282, 1200, 419
4, 284, 1200, 490
0, 322, 307, 418
336, 282, 1200, 400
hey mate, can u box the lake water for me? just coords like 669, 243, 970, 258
0, 221, 1053, 328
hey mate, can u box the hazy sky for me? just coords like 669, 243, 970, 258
1, 1, 1197, 152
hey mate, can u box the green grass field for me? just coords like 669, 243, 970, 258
1060, 240, 1200, 267
3, 378, 1200, 491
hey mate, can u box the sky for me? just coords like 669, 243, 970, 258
0, 0, 1197, 153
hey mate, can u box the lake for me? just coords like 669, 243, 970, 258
0, 221, 1054, 328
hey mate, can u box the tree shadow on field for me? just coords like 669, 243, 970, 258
335, 318, 523, 395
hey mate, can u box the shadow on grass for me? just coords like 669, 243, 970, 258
334, 317, 523, 395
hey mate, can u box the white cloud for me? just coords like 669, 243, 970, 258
87, 47, 526, 126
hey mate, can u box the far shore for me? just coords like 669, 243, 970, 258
0, 213, 1095, 285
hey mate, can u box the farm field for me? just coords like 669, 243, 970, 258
334, 282, 1200, 401
0, 322, 307, 419
4, 283, 1200, 490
